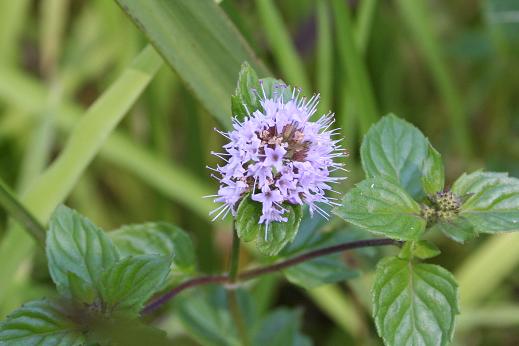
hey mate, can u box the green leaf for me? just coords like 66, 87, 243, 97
235, 195, 263, 242
231, 62, 261, 121
452, 171, 519, 233
99, 255, 171, 314
283, 256, 356, 290
422, 143, 445, 195
115, 0, 267, 128
399, 240, 441, 260
280, 208, 357, 289
235, 196, 303, 256
253, 309, 312, 346
258, 77, 293, 101
360, 114, 429, 198
46, 205, 118, 298
372, 257, 459, 346
176, 287, 256, 346
334, 176, 426, 240
0, 299, 85, 346
67, 272, 96, 305
430, 216, 477, 243
110, 222, 195, 273
255, 0, 311, 93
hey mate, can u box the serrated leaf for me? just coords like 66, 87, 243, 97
0, 299, 84, 346
451, 171, 508, 195
235, 196, 303, 256
430, 216, 477, 243
46, 205, 118, 298
281, 208, 357, 289
422, 144, 445, 195
110, 222, 195, 272
372, 257, 459, 346
452, 171, 519, 233
99, 255, 171, 314
361, 114, 429, 198
334, 176, 426, 240
253, 309, 312, 346
232, 62, 261, 121
399, 240, 441, 260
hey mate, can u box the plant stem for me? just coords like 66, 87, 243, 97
229, 226, 240, 282
227, 225, 250, 346
142, 237, 399, 314
0, 178, 45, 246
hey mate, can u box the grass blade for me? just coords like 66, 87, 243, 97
332, 0, 378, 135
456, 233, 519, 308
115, 0, 267, 128
0, 66, 215, 219
316, 0, 333, 114
0, 0, 31, 65
0, 46, 162, 303
355, 0, 378, 55
0, 178, 45, 245
256, 0, 311, 93
395, 0, 473, 157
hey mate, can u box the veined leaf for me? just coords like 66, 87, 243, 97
110, 222, 195, 272
360, 114, 429, 198
334, 176, 426, 240
431, 216, 477, 244
232, 62, 261, 121
0, 299, 84, 346
46, 205, 118, 298
372, 257, 459, 346
99, 255, 171, 314
422, 143, 445, 195
452, 171, 519, 233
235, 196, 303, 256
116, 0, 267, 128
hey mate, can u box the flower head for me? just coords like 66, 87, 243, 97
209, 84, 345, 227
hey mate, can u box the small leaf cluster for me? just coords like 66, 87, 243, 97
333, 114, 519, 346
0, 205, 195, 345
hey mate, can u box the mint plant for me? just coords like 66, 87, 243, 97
1, 63, 519, 345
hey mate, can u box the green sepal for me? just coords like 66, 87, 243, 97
231, 62, 261, 121
235, 195, 303, 256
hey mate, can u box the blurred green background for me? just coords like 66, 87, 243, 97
0, 0, 519, 344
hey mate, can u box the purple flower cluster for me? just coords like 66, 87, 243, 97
209, 85, 345, 230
